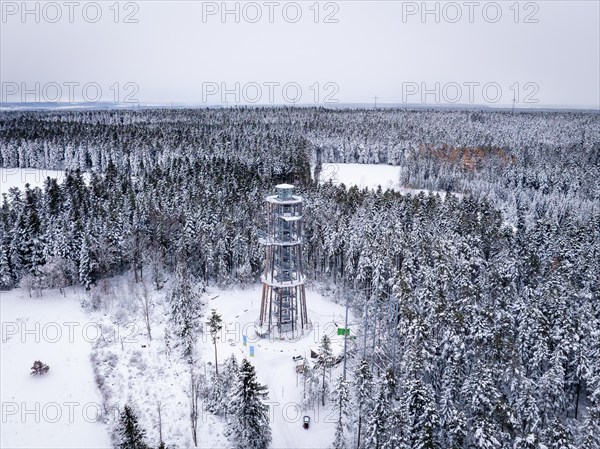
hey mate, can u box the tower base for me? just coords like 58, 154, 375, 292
259, 283, 309, 337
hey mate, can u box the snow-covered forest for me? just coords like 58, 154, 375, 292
1, 107, 599, 448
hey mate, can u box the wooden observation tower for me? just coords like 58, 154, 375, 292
258, 184, 308, 336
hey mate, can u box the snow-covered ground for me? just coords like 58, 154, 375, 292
200, 285, 350, 449
317, 163, 458, 198
1, 279, 351, 448
0, 168, 89, 194
1, 288, 111, 448
318, 163, 402, 191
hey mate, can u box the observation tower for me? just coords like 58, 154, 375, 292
258, 184, 308, 336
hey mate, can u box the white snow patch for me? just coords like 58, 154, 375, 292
317, 163, 460, 198
0, 288, 111, 448
317, 163, 401, 191
1, 168, 90, 194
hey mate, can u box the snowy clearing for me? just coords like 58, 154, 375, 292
199, 284, 352, 449
1, 288, 111, 449
0, 168, 89, 194
1, 279, 352, 448
317, 163, 402, 191
317, 163, 458, 198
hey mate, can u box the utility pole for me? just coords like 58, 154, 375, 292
391, 298, 399, 373
362, 295, 369, 360
373, 96, 379, 109
342, 290, 350, 381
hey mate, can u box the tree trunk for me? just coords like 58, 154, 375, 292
157, 401, 163, 447
214, 340, 219, 376
357, 415, 362, 449
322, 365, 326, 406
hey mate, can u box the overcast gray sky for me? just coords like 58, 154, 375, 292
1, 1, 599, 108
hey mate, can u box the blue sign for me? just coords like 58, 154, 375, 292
250, 345, 255, 357
243, 335, 247, 347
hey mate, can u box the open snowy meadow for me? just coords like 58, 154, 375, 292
1, 287, 111, 448
1, 279, 352, 448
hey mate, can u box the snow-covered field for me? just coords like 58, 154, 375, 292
317, 163, 458, 198
1, 288, 111, 448
0, 168, 89, 194
1, 279, 351, 448
318, 163, 402, 191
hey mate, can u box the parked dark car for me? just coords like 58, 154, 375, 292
303, 416, 310, 429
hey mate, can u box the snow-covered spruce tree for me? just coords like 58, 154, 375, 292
354, 359, 374, 449
513, 376, 542, 448
0, 245, 15, 290
166, 262, 205, 363
578, 375, 600, 449
330, 374, 351, 449
318, 334, 334, 406
541, 418, 577, 449
208, 353, 240, 416
301, 363, 321, 409
331, 420, 348, 449
381, 407, 404, 449
461, 365, 502, 449
403, 378, 441, 449
207, 372, 225, 414
115, 404, 149, 449
227, 358, 271, 449
217, 354, 239, 416
78, 232, 93, 291
382, 368, 396, 401
365, 378, 391, 449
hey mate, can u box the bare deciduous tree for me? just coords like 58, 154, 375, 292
136, 277, 153, 342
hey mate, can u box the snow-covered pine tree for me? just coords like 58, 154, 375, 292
207, 309, 223, 375
330, 374, 351, 448
79, 232, 93, 290
354, 359, 374, 449
364, 381, 389, 449
166, 262, 205, 363
227, 358, 271, 449
116, 404, 149, 449
403, 378, 441, 449
318, 334, 334, 406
